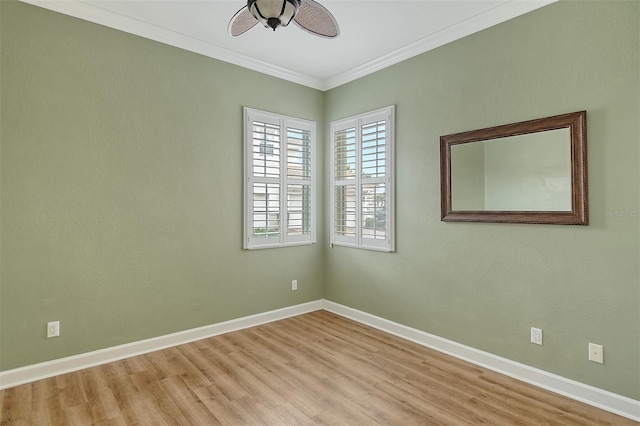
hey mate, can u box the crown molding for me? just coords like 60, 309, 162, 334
18, 0, 326, 90
323, 0, 557, 90
19, 0, 555, 92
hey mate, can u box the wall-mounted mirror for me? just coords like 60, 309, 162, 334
440, 111, 588, 225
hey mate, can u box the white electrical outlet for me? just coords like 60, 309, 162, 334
530, 327, 543, 345
588, 343, 604, 364
291, 280, 298, 291
47, 321, 60, 338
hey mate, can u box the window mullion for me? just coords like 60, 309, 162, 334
331, 143, 339, 245
280, 118, 287, 245
355, 118, 362, 246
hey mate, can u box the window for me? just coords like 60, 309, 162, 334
244, 108, 316, 249
331, 106, 395, 252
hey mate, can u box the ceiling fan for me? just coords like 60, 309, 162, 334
228, 0, 339, 38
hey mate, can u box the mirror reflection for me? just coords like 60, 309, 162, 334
451, 128, 572, 211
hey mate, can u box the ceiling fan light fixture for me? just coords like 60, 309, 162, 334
248, 0, 300, 31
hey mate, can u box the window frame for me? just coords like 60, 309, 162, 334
244, 107, 316, 250
330, 106, 395, 252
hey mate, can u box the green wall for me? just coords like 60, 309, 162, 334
325, 1, 639, 399
0, 0, 325, 370
450, 140, 485, 210
1, 0, 638, 403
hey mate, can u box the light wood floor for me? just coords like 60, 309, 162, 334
0, 310, 636, 425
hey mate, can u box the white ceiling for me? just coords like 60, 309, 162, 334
20, 0, 555, 90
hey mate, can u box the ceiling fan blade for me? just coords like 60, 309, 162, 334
228, 6, 258, 37
293, 0, 339, 38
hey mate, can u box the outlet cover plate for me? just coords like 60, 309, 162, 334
589, 343, 604, 364
530, 327, 543, 345
47, 321, 60, 338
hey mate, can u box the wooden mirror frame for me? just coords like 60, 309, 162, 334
440, 111, 588, 225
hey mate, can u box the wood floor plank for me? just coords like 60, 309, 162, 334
30, 394, 67, 426
1, 310, 637, 425
93, 416, 128, 426
215, 346, 326, 418
30, 377, 58, 402
191, 388, 244, 425
65, 403, 94, 426
0, 385, 32, 425
56, 373, 88, 410
157, 376, 220, 425
86, 389, 120, 425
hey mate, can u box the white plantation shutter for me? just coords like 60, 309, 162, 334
286, 126, 312, 239
333, 126, 357, 238
244, 108, 316, 249
330, 106, 395, 252
251, 119, 281, 243
361, 119, 387, 244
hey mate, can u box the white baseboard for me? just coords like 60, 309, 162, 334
2, 299, 638, 422
321, 299, 640, 422
0, 300, 323, 390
